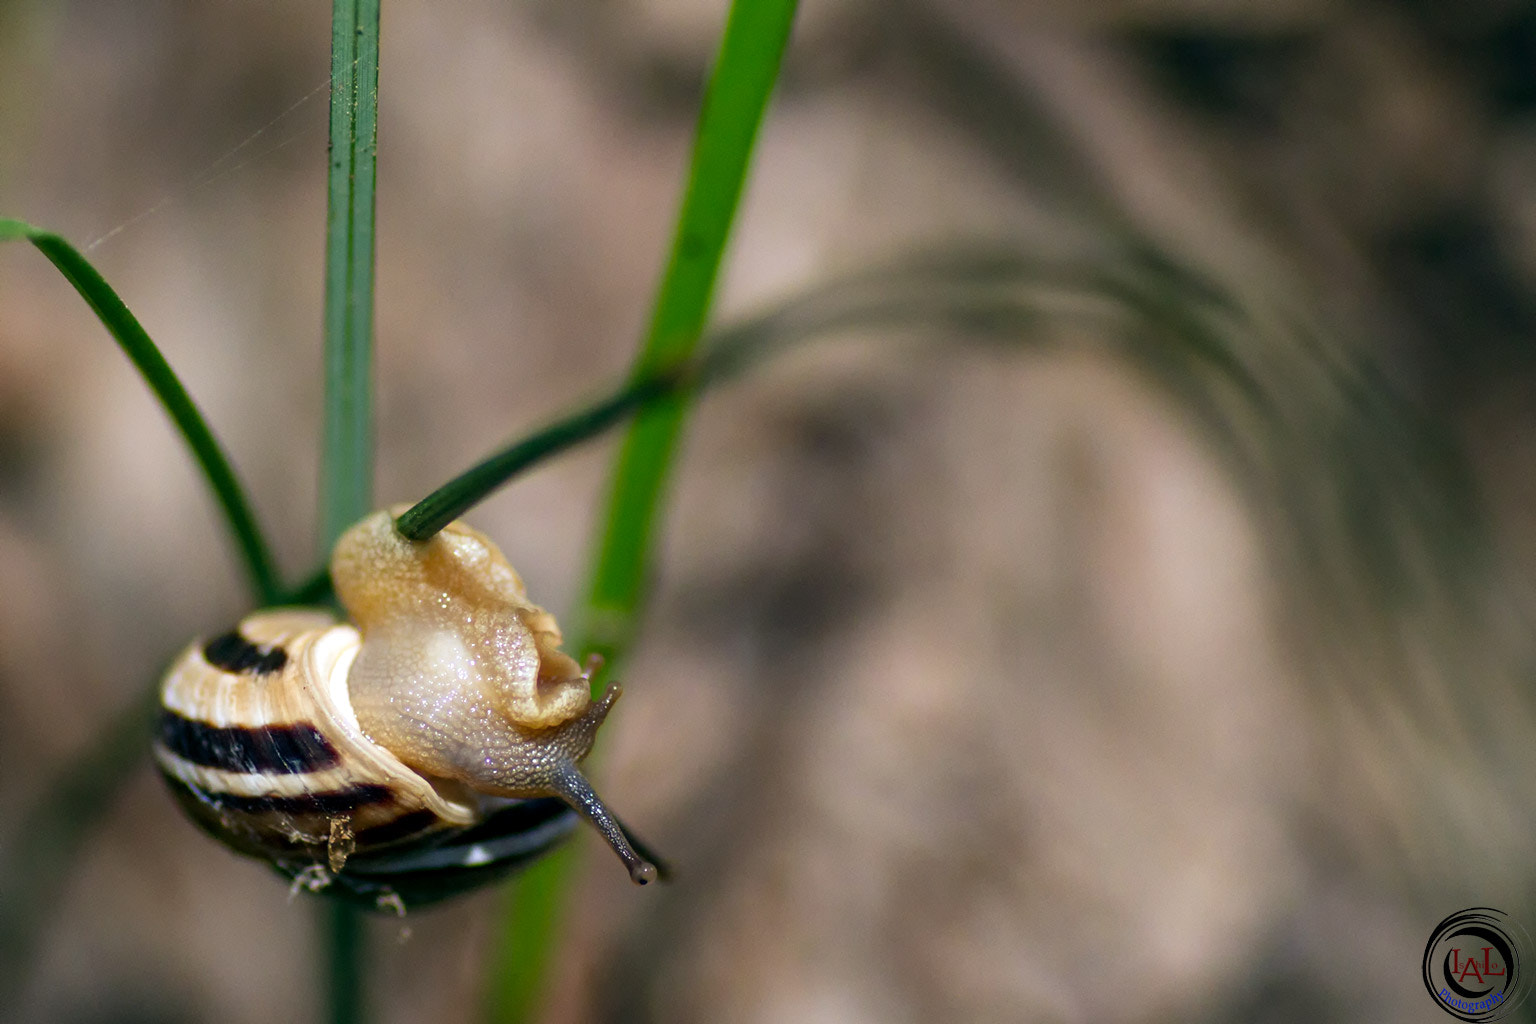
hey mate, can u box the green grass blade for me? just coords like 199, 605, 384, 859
325, 901, 366, 1024
483, 846, 576, 1024
318, 1, 380, 1022
0, 218, 281, 604
395, 370, 684, 540
319, 0, 379, 553
582, 0, 799, 662
488, 3, 798, 1022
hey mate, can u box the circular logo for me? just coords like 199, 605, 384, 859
1424, 908, 1532, 1021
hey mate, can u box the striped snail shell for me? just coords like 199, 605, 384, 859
154, 508, 659, 911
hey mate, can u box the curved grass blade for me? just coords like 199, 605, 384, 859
395, 257, 1058, 543
395, 371, 685, 541
0, 218, 281, 604
348, 244, 1481, 633
0, 219, 283, 1010
0, 213, 282, 1009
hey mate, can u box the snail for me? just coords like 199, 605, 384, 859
153, 508, 660, 911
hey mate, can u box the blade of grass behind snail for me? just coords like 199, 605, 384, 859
316, 0, 382, 1021
486, 0, 800, 1020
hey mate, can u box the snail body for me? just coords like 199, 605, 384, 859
155, 510, 656, 911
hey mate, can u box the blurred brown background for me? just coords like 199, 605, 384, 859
3, 0, 1536, 1021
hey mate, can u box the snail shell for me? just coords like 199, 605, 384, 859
154, 509, 657, 910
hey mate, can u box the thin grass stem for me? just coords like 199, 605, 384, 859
0, 219, 282, 604
395, 370, 685, 541
320, 0, 380, 553
319, 0, 382, 1021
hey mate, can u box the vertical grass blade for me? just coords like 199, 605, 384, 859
320, 0, 380, 553
0, 219, 281, 604
581, 0, 800, 663
325, 904, 367, 1024
485, 846, 576, 1024
487, 3, 799, 1022
319, 2, 381, 1023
